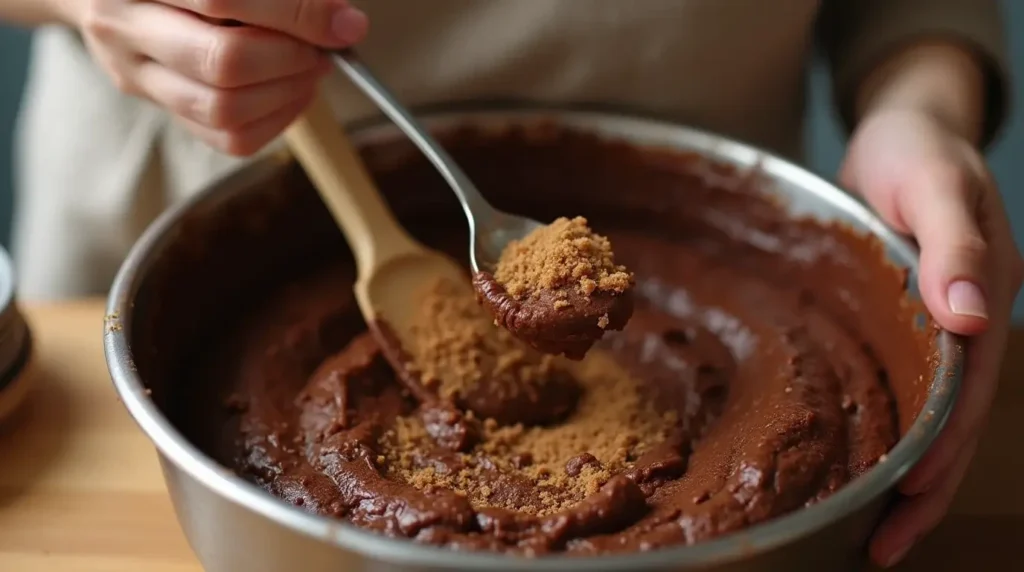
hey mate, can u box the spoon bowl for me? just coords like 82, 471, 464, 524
333, 49, 543, 273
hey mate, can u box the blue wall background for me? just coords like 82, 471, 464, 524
2, 5, 1023, 316
0, 25, 28, 248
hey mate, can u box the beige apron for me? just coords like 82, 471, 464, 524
12, 0, 1006, 300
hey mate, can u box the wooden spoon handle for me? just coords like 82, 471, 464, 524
284, 86, 420, 273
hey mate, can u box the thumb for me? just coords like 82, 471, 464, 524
897, 169, 990, 336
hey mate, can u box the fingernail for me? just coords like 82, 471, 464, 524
884, 538, 916, 568
948, 280, 988, 319
332, 6, 368, 44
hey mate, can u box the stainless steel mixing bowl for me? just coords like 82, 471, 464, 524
104, 107, 963, 572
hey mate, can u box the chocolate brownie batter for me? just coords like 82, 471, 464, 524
199, 126, 934, 556
474, 216, 635, 359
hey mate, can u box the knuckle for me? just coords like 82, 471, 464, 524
79, 2, 119, 43
108, 69, 136, 95
222, 132, 261, 157
290, 0, 316, 29
103, 57, 141, 96
171, 85, 210, 126
205, 91, 244, 129
956, 232, 988, 257
199, 30, 247, 87
176, 87, 225, 128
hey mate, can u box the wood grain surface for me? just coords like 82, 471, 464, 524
0, 301, 1020, 571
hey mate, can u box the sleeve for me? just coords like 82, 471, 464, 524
816, 0, 1011, 148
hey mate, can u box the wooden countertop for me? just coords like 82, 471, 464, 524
0, 300, 1020, 571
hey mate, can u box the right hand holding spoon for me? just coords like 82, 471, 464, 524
72, 0, 368, 155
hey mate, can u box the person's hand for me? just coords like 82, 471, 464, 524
839, 106, 1023, 568
73, 0, 369, 155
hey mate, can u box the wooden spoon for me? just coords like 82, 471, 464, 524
283, 86, 467, 370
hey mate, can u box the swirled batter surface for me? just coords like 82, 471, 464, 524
202, 127, 933, 556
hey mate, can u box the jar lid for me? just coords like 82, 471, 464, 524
0, 245, 33, 422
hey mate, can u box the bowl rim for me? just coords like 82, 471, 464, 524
103, 105, 964, 570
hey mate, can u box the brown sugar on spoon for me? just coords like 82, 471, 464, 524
473, 216, 635, 359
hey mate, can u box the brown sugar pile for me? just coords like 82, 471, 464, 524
494, 216, 633, 302
380, 351, 677, 516
405, 277, 559, 401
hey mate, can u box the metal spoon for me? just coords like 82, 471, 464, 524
332, 49, 542, 273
